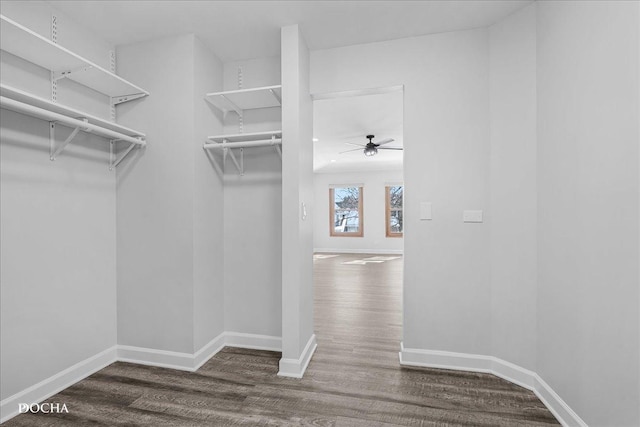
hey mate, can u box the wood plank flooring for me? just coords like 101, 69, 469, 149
6, 253, 559, 426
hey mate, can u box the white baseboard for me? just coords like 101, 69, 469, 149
117, 344, 196, 372
224, 332, 282, 352
492, 355, 536, 390
399, 343, 587, 427
0, 346, 117, 424
533, 375, 588, 427
314, 248, 403, 255
118, 331, 277, 372
278, 334, 317, 378
193, 333, 227, 370
399, 345, 493, 372
1, 332, 286, 424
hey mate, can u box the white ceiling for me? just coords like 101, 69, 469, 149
313, 91, 403, 173
48, 0, 532, 62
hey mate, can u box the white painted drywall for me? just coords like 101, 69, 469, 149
536, 2, 639, 425
116, 34, 225, 354
193, 37, 225, 351
0, 1, 116, 401
221, 57, 283, 338
488, 4, 537, 372
311, 28, 492, 355
313, 170, 403, 254
116, 34, 196, 353
281, 24, 315, 363
312, 4, 639, 424
223, 161, 282, 337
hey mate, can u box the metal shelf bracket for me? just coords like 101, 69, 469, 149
53, 65, 94, 82
269, 88, 282, 105
109, 139, 139, 171
203, 141, 222, 175
111, 92, 146, 106
49, 118, 89, 161
227, 146, 244, 176
272, 135, 282, 159
219, 140, 243, 175
219, 94, 242, 117
222, 144, 228, 169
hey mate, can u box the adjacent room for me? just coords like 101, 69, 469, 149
1, 1, 638, 426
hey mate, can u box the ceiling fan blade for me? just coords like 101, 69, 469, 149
339, 148, 363, 154
344, 142, 366, 147
375, 138, 395, 146
378, 147, 403, 150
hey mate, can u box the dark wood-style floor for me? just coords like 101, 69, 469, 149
6, 253, 559, 426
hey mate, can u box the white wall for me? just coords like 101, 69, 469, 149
536, 2, 639, 425
311, 28, 492, 355
116, 34, 225, 354
313, 7, 640, 424
0, 0, 117, 401
223, 157, 282, 337
280, 24, 315, 374
116, 34, 196, 353
313, 170, 403, 254
221, 57, 283, 338
488, 4, 537, 372
193, 37, 226, 351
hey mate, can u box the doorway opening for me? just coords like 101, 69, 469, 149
310, 86, 404, 370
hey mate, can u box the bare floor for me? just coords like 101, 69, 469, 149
6, 253, 559, 426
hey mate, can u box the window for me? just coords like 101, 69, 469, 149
329, 186, 363, 237
386, 185, 403, 237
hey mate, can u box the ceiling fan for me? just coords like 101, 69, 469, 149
340, 135, 403, 157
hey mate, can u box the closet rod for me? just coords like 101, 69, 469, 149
203, 138, 282, 150
0, 96, 146, 147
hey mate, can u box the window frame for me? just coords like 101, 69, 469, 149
329, 186, 364, 237
385, 185, 403, 238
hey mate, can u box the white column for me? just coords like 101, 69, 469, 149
279, 24, 316, 377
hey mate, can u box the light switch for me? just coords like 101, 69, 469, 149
420, 202, 432, 220
463, 210, 483, 223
